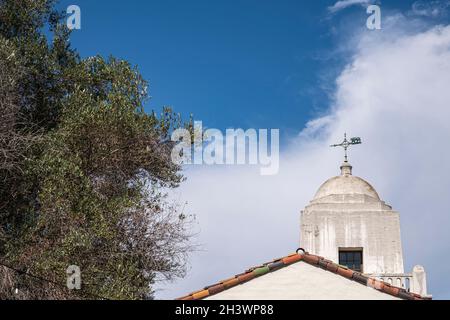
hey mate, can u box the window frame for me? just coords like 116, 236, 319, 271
338, 248, 364, 273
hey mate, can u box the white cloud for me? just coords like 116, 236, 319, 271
328, 0, 372, 13
156, 17, 450, 300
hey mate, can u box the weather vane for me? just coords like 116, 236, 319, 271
330, 133, 362, 162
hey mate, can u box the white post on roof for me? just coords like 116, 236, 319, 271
411, 265, 430, 298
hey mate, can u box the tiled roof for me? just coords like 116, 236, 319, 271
177, 250, 430, 301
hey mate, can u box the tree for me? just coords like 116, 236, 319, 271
0, 0, 194, 299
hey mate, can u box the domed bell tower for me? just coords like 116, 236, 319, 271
300, 159, 405, 274
300, 135, 430, 296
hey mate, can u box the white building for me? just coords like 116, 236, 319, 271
300, 160, 430, 297
178, 159, 431, 300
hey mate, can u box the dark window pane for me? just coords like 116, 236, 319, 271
339, 250, 363, 272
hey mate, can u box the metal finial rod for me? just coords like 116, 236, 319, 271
330, 133, 362, 162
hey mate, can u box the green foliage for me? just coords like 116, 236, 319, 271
0, 0, 193, 300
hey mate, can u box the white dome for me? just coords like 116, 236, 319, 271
313, 162, 380, 201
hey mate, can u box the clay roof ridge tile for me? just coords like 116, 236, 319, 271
176, 251, 429, 301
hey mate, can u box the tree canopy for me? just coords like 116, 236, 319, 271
0, 0, 193, 300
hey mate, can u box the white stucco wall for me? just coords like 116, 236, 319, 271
300, 194, 405, 274
206, 262, 399, 300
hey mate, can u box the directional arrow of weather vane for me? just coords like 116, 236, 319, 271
330, 133, 362, 162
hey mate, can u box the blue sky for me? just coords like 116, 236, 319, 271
57, 0, 415, 140
57, 0, 448, 138
55, 0, 450, 299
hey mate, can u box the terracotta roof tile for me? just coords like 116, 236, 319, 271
337, 266, 354, 279
318, 258, 333, 270
382, 283, 401, 296
237, 272, 255, 283
208, 284, 226, 296
326, 262, 339, 273
368, 278, 385, 291
223, 277, 240, 289
302, 254, 321, 265
253, 266, 270, 277
398, 290, 416, 300
282, 254, 302, 265
176, 251, 430, 301
268, 260, 285, 271
352, 272, 369, 286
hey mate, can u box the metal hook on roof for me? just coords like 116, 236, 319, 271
296, 248, 306, 255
